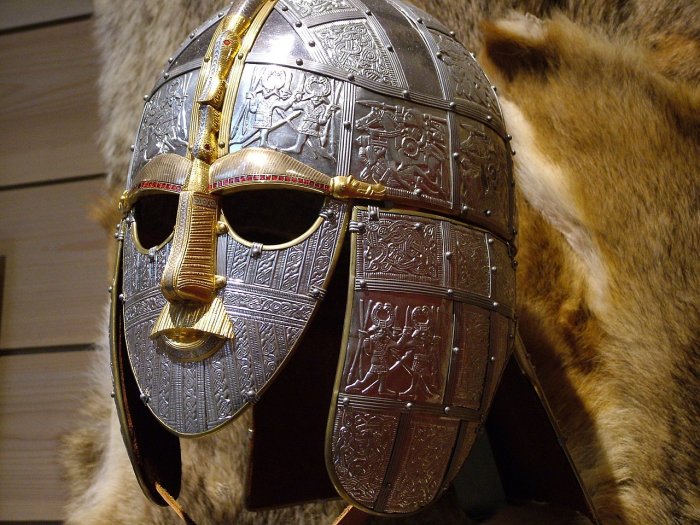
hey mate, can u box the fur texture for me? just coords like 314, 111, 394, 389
64, 1, 700, 523
479, 14, 700, 524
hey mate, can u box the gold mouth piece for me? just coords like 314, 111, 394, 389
151, 297, 234, 361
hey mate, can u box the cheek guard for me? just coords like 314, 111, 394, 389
110, 0, 516, 516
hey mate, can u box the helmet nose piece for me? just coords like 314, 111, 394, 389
160, 189, 224, 305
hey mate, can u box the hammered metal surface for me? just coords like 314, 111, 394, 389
122, 199, 348, 435
328, 206, 515, 513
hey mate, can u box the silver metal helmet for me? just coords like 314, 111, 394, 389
111, 0, 516, 516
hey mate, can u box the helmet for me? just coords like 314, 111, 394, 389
111, 0, 516, 516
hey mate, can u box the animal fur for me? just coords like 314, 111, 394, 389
63, 0, 700, 523
479, 13, 700, 524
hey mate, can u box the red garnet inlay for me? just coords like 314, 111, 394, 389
224, 39, 231, 46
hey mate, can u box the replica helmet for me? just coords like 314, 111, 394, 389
111, 0, 516, 516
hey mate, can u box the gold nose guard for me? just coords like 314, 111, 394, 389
147, 4, 268, 359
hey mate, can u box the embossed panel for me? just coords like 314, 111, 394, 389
342, 291, 451, 404
456, 118, 512, 237
282, 0, 356, 19
128, 72, 198, 186
229, 64, 344, 177
447, 305, 490, 410
451, 225, 490, 296
121, 199, 349, 435
383, 416, 459, 513
442, 421, 480, 487
311, 20, 402, 86
355, 208, 444, 287
351, 91, 451, 211
429, 30, 499, 112
490, 239, 516, 305
483, 313, 513, 410
331, 406, 399, 507
361, 0, 441, 96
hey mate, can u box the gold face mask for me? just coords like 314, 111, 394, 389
111, 0, 516, 516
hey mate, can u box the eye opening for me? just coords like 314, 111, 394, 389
219, 188, 326, 246
132, 193, 179, 250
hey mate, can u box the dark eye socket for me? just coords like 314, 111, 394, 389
221, 189, 325, 245
133, 194, 179, 249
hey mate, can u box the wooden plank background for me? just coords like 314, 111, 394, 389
0, 18, 105, 186
0, 4, 109, 521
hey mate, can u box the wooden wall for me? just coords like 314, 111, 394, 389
0, 3, 108, 521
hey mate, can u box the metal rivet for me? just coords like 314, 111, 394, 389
491, 266, 497, 272
406, 402, 413, 410
449, 101, 456, 109
118, 293, 124, 302
140, 393, 150, 404
296, 58, 303, 66
485, 209, 492, 216
513, 260, 519, 268
163, 72, 169, 79
506, 134, 513, 141
218, 11, 224, 17
402, 89, 409, 99
490, 356, 496, 362
189, 32, 195, 39
281, 4, 288, 10
492, 85, 498, 92
493, 301, 499, 308
447, 288, 454, 296
387, 45, 394, 52
108, 286, 113, 293
486, 115, 493, 122
295, 21, 302, 27
130, 144, 135, 151
413, 222, 423, 230
308, 40, 315, 47
110, 391, 115, 398
251, 243, 263, 258
417, 17, 423, 23
444, 406, 451, 414
365, 9, 372, 15
511, 149, 517, 156
358, 279, 366, 288
449, 30, 456, 37
143, 94, 149, 101
247, 389, 256, 398
347, 73, 355, 81
445, 251, 452, 260
452, 151, 460, 159
461, 204, 468, 213
342, 396, 349, 406
436, 51, 443, 59
452, 347, 459, 354
203, 56, 210, 62
413, 188, 422, 196
238, 52, 244, 59
343, 121, 351, 129
219, 142, 226, 148
168, 57, 173, 63
487, 237, 495, 245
